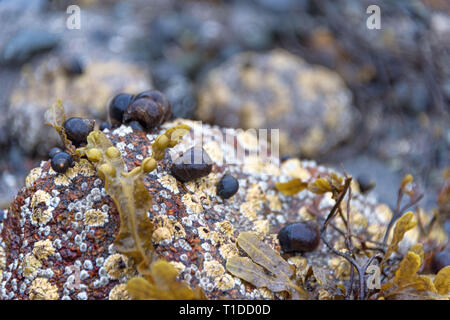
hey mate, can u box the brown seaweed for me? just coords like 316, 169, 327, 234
44, 99, 78, 158
126, 260, 206, 300
226, 232, 309, 299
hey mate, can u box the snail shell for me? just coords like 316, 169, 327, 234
51, 151, 74, 174
217, 174, 239, 199
278, 221, 320, 253
123, 97, 165, 130
134, 89, 172, 122
63, 117, 95, 147
108, 93, 135, 126
170, 147, 213, 182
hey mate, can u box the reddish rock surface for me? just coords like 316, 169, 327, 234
1, 120, 423, 300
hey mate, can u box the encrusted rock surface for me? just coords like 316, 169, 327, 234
1, 120, 420, 300
197, 49, 359, 157
7, 57, 151, 155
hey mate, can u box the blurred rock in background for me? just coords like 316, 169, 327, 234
196, 49, 358, 158
0, 0, 448, 216
7, 57, 151, 155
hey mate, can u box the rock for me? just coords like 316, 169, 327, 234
0, 120, 410, 300
165, 75, 197, 119
7, 57, 152, 155
196, 49, 358, 157
393, 80, 430, 114
1, 29, 59, 65
229, 4, 275, 50
255, 0, 308, 12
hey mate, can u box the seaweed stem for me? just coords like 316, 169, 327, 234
320, 175, 382, 300
382, 186, 424, 244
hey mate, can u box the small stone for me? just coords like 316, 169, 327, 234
170, 147, 213, 182
217, 174, 239, 199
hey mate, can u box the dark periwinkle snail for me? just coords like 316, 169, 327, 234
128, 120, 144, 132
217, 174, 239, 199
63, 117, 95, 147
51, 151, 74, 174
123, 97, 165, 131
108, 93, 135, 126
49, 147, 62, 159
170, 147, 213, 182
99, 121, 111, 131
278, 221, 320, 253
135, 89, 172, 122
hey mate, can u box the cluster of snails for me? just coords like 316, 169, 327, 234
47, 90, 319, 255
49, 117, 95, 173
48, 89, 172, 174
105, 89, 172, 132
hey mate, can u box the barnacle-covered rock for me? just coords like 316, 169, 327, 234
0, 120, 438, 300
197, 49, 358, 157
7, 57, 152, 155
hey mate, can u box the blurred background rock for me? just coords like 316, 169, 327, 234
0, 0, 448, 217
